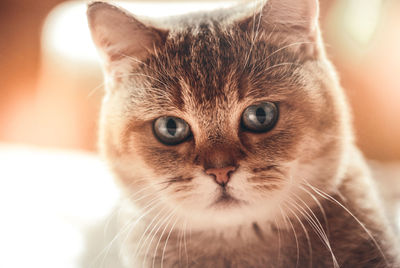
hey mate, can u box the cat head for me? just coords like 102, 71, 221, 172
88, 0, 352, 229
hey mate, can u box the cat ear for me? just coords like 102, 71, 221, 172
238, 0, 320, 58
240, 0, 319, 38
262, 0, 319, 34
87, 2, 168, 67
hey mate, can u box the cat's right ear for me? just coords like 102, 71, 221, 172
87, 2, 168, 68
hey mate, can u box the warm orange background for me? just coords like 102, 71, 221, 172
1, 0, 399, 161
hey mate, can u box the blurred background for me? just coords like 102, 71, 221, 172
0, 1, 399, 267
0, 0, 399, 161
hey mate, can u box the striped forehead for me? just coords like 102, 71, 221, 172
137, 24, 239, 110
131, 21, 304, 118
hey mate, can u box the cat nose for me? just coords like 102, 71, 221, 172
205, 166, 237, 187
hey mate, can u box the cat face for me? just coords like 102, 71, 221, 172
88, 0, 351, 229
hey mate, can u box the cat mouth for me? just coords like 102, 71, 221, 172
212, 190, 242, 207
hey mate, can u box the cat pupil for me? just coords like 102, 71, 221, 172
167, 119, 177, 136
256, 108, 267, 124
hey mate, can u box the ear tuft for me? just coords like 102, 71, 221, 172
87, 2, 168, 66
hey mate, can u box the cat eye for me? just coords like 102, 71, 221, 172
153, 116, 191, 145
241, 102, 279, 133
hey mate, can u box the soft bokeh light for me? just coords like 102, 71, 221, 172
43, 1, 237, 62
344, 0, 382, 45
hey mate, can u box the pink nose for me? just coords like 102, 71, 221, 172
205, 166, 237, 186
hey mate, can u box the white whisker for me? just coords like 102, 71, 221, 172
152, 210, 178, 268
266, 41, 313, 61
183, 219, 189, 268
118, 196, 167, 262
91, 192, 163, 268
142, 208, 176, 268
161, 216, 180, 268
283, 202, 313, 268
132, 206, 170, 261
288, 194, 339, 268
280, 206, 299, 268
140, 208, 174, 267
302, 181, 389, 266
301, 186, 330, 238
273, 217, 282, 266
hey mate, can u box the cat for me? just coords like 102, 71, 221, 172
87, 0, 400, 267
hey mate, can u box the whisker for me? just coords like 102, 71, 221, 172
152, 210, 178, 268
251, 50, 301, 73
283, 202, 313, 268
264, 62, 301, 73
139, 208, 174, 266
265, 41, 314, 61
300, 186, 330, 238
101, 178, 162, 233
143, 208, 177, 268
161, 215, 180, 268
280, 206, 299, 268
118, 195, 167, 262
302, 180, 389, 266
92, 193, 163, 268
112, 180, 167, 225
287, 194, 339, 268
132, 205, 170, 261
177, 221, 184, 267
183, 219, 189, 267
91, 178, 171, 268
291, 193, 327, 240
273, 217, 282, 267
87, 81, 108, 98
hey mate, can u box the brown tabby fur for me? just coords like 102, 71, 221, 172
87, 0, 400, 267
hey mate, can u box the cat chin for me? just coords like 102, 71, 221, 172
173, 197, 285, 231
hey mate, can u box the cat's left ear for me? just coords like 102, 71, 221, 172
87, 2, 168, 69
261, 0, 319, 35
240, 0, 320, 54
